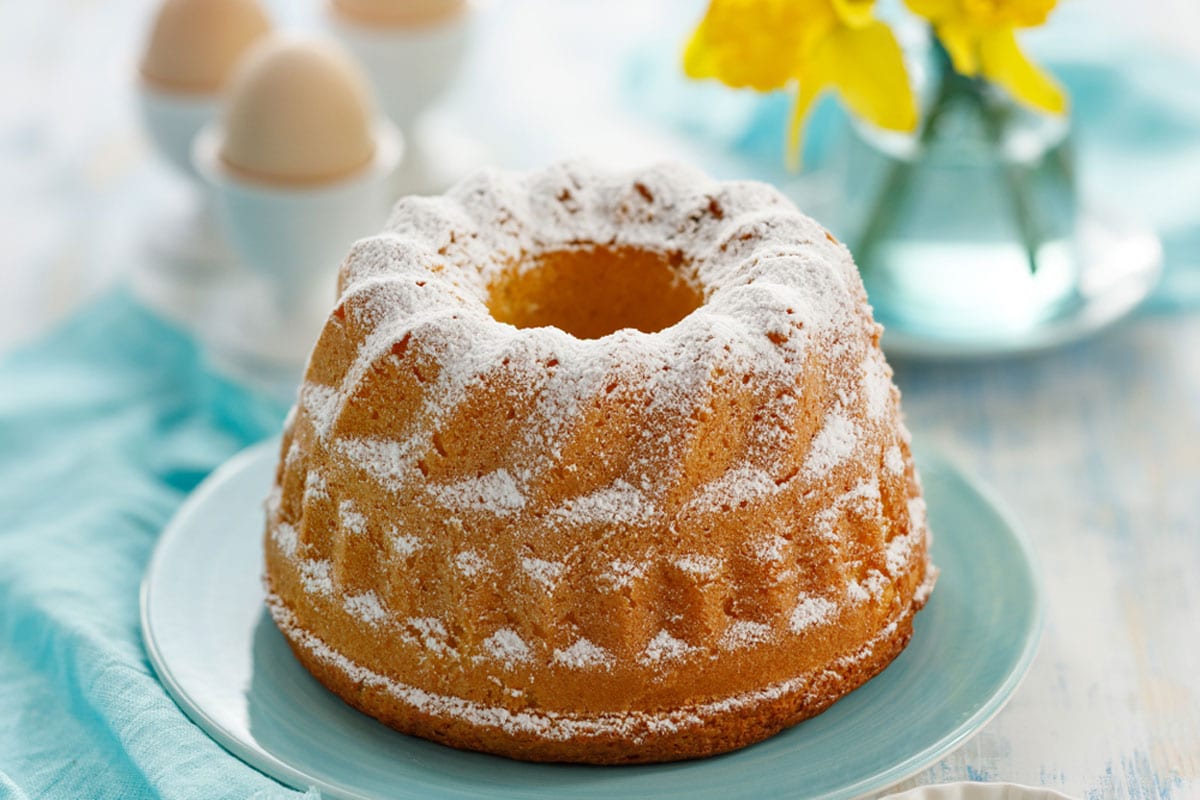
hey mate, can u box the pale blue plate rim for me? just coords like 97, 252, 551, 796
141, 439, 1043, 800
141, 442, 326, 796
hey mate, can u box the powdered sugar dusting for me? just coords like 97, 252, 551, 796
345, 591, 387, 625
304, 470, 329, 502
639, 630, 695, 666
674, 554, 720, 577
885, 444, 905, 474
272, 522, 298, 558
790, 594, 837, 633
272, 520, 300, 556
402, 617, 456, 657
886, 531, 917, 576
805, 410, 859, 478
720, 620, 773, 650
284, 438, 301, 468
600, 558, 647, 590
846, 580, 871, 603
521, 557, 564, 591
338, 500, 367, 535
861, 353, 892, 420
455, 549, 488, 577
847, 570, 889, 604
754, 535, 788, 563
845, 477, 882, 512
553, 638, 614, 670
335, 437, 419, 492
299, 560, 333, 596
915, 565, 939, 605
390, 529, 423, 557
690, 466, 780, 513
300, 382, 340, 439
433, 469, 526, 516
550, 479, 659, 527
264, 485, 282, 516
834, 621, 897, 670
908, 496, 928, 533
481, 628, 532, 668
267, 593, 918, 740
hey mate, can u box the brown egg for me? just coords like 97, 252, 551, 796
218, 37, 379, 186
330, 0, 466, 27
140, 0, 271, 93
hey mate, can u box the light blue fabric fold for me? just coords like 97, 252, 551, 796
0, 291, 305, 799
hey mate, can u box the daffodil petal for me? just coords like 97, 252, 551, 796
810, 21, 918, 133
1004, 0, 1057, 27
831, 0, 876, 28
913, 0, 1055, 28
979, 27, 1068, 114
682, 25, 720, 80
786, 80, 824, 170
903, 0, 955, 20
936, 19, 981, 76
682, 23, 743, 83
682, 0, 819, 92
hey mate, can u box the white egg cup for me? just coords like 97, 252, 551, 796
326, 6, 472, 195
192, 121, 403, 394
137, 84, 234, 275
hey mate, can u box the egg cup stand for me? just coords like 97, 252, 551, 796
186, 121, 403, 403
137, 84, 241, 278
142, 195, 235, 274
199, 274, 327, 403
130, 233, 323, 405
327, 6, 476, 197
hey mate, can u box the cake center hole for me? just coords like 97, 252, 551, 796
487, 246, 703, 340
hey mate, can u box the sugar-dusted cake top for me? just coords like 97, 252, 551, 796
314, 160, 893, 490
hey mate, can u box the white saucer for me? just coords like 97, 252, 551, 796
880, 212, 1162, 361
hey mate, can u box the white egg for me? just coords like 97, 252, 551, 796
140, 0, 271, 93
329, 0, 466, 27
219, 37, 379, 185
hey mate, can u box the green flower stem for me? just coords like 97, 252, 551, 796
855, 38, 1046, 276
854, 60, 957, 274
973, 87, 1042, 274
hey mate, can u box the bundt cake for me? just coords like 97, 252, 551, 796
263, 161, 936, 764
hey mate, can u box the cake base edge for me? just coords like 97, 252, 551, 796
264, 579, 930, 764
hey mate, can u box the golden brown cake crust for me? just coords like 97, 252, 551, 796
266, 578, 926, 763
263, 161, 937, 763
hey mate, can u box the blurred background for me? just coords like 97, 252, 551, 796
1, 0, 1198, 351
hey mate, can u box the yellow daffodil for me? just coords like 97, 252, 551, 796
684, 0, 917, 168
906, 0, 1067, 113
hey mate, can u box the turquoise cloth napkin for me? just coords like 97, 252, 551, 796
0, 291, 306, 799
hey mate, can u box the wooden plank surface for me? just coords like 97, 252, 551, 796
876, 317, 1200, 798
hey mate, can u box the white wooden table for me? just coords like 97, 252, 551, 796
883, 315, 1200, 798
2, 2, 1197, 798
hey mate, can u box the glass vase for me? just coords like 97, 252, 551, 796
832, 44, 1082, 344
